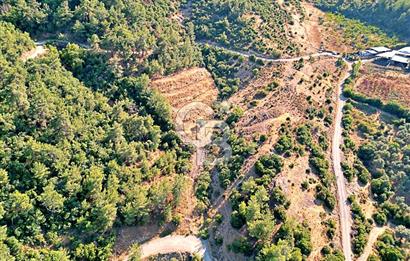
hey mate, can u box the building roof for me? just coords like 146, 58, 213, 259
376, 51, 397, 58
360, 49, 378, 56
370, 46, 391, 53
398, 46, 410, 55
391, 55, 409, 64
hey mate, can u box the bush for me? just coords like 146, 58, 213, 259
315, 185, 336, 211
214, 235, 223, 245
214, 213, 224, 224
275, 135, 293, 155
198, 228, 209, 239
230, 211, 246, 229
273, 206, 287, 221
373, 211, 387, 226
255, 154, 284, 177
324, 219, 336, 239
228, 237, 253, 256
301, 180, 309, 191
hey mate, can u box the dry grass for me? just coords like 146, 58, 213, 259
230, 56, 341, 140
355, 64, 410, 107
276, 154, 341, 260
150, 67, 218, 114
288, 3, 355, 55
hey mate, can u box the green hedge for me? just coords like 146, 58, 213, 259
343, 88, 410, 121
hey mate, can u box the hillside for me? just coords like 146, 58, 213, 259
0, 1, 409, 261
314, 0, 410, 41
0, 0, 201, 76
0, 21, 195, 260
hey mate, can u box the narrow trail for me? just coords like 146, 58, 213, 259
357, 226, 386, 261
198, 40, 340, 62
33, 36, 361, 261
332, 60, 353, 261
35, 39, 90, 49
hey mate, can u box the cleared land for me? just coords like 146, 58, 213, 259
207, 56, 347, 260
150, 67, 218, 113
355, 64, 410, 107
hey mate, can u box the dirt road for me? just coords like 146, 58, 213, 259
332, 60, 353, 261
357, 226, 386, 261
136, 235, 211, 261
198, 40, 340, 62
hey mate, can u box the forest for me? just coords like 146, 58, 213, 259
0, 0, 201, 76
0, 0, 409, 260
315, 0, 410, 41
189, 0, 303, 57
0, 0, 199, 258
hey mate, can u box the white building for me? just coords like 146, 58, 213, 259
398, 47, 410, 56
360, 46, 391, 57
374, 46, 410, 68
369, 46, 391, 53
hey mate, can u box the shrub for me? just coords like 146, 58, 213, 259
214, 213, 224, 224
230, 211, 246, 229
228, 237, 253, 256
255, 154, 284, 177
373, 211, 387, 226
275, 135, 293, 155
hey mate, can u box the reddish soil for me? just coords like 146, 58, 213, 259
150, 67, 218, 114
356, 66, 410, 107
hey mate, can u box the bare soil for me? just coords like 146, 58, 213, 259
20, 45, 47, 61
355, 64, 410, 107
150, 67, 218, 114
207, 56, 346, 260
289, 3, 355, 55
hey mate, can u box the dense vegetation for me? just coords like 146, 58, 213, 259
189, 0, 303, 56
370, 229, 408, 261
228, 157, 313, 259
201, 45, 262, 98
0, 0, 201, 76
341, 101, 410, 259
315, 0, 410, 41
0, 18, 194, 260
348, 195, 372, 255
324, 13, 400, 49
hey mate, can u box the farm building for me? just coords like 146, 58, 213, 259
398, 47, 410, 56
390, 55, 409, 67
359, 46, 391, 57
375, 46, 410, 68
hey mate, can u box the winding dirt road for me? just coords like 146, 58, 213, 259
136, 236, 212, 261
32, 37, 357, 260
332, 60, 353, 261
199, 40, 340, 62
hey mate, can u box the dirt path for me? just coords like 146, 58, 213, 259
35, 39, 90, 49
198, 40, 340, 62
21, 45, 47, 61
332, 60, 353, 261
134, 236, 211, 261
357, 227, 386, 261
